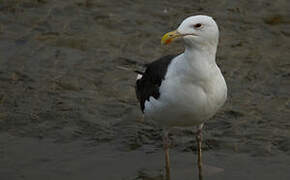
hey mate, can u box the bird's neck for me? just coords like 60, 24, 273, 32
181, 44, 219, 81
184, 44, 217, 65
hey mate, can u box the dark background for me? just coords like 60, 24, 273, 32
0, 0, 289, 179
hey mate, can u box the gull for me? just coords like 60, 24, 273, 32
135, 15, 227, 180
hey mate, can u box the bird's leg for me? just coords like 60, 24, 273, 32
163, 130, 171, 180
196, 124, 204, 180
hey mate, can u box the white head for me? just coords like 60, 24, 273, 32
161, 15, 219, 51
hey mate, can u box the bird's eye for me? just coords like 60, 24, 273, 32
194, 23, 202, 29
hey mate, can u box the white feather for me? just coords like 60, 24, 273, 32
136, 74, 143, 80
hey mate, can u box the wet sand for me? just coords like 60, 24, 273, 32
0, 0, 290, 179
1, 134, 290, 180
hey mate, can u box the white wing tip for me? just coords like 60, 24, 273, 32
136, 74, 143, 80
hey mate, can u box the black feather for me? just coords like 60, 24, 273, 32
135, 55, 175, 112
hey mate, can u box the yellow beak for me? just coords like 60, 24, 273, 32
161, 30, 182, 45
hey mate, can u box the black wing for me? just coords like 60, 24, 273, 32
135, 55, 175, 112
